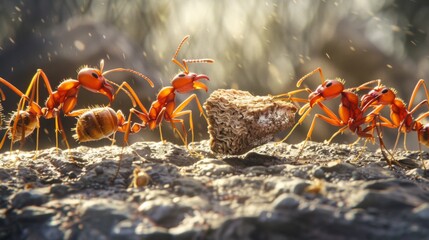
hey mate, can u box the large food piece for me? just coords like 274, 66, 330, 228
204, 89, 297, 155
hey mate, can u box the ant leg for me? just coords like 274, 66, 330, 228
273, 88, 310, 103
169, 94, 207, 143
418, 142, 427, 170
169, 118, 188, 146
408, 79, 429, 111
353, 139, 368, 162
326, 126, 348, 144
278, 105, 313, 144
297, 67, 325, 87
113, 81, 151, 114
297, 111, 343, 159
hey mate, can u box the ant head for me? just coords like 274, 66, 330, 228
308, 79, 344, 107
171, 72, 209, 93
77, 67, 115, 102
361, 87, 395, 108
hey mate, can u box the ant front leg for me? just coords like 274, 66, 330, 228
408, 79, 429, 112
296, 67, 326, 87
169, 93, 207, 147
297, 102, 343, 159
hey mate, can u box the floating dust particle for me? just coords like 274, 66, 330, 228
387, 64, 393, 69
74, 40, 85, 51
204, 89, 297, 155
326, 53, 331, 60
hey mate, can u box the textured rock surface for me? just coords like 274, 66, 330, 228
0, 141, 429, 239
204, 89, 297, 154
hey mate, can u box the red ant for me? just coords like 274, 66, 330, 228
275, 67, 388, 159
0, 73, 53, 152
361, 79, 429, 169
126, 35, 214, 146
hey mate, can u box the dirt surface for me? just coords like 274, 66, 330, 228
1, 140, 429, 240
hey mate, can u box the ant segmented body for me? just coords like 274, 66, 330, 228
128, 35, 214, 146
361, 79, 429, 168
0, 73, 59, 152
275, 67, 388, 159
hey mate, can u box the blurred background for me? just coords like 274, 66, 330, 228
0, 0, 429, 152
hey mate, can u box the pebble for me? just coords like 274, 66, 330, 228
77, 199, 130, 237
193, 159, 234, 176
271, 193, 300, 210
15, 206, 56, 222
349, 180, 425, 210
50, 184, 70, 198
321, 162, 356, 175
10, 190, 49, 209
138, 200, 190, 228
0, 169, 10, 180
94, 166, 104, 175
313, 167, 325, 179
243, 166, 267, 176
413, 203, 429, 220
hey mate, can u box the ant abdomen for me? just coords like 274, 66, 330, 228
73, 107, 118, 142
8, 110, 38, 142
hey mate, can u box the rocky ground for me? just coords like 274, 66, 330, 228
0, 140, 429, 240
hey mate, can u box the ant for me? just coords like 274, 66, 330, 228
0, 72, 64, 153
43, 59, 153, 118
274, 67, 389, 160
127, 35, 214, 147
70, 82, 152, 183
360, 79, 429, 169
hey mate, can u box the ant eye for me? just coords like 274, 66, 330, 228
381, 88, 389, 94
325, 81, 332, 87
91, 73, 98, 78
178, 73, 186, 78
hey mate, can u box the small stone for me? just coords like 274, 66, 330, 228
292, 181, 311, 195
94, 166, 104, 175
68, 172, 77, 179
113, 220, 137, 238
356, 163, 395, 180
138, 200, 190, 228
321, 162, 356, 174
50, 184, 70, 197
0, 169, 10, 180
10, 190, 49, 209
313, 168, 325, 179
193, 159, 234, 176
244, 166, 267, 176
272, 193, 300, 210
15, 206, 55, 222
413, 203, 429, 220
78, 199, 130, 236
349, 180, 426, 210
406, 168, 427, 178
